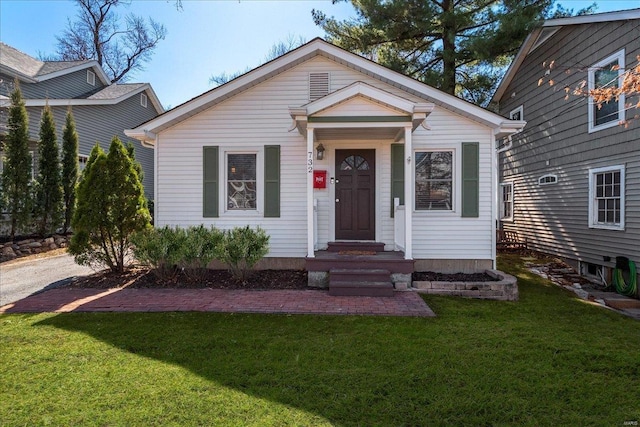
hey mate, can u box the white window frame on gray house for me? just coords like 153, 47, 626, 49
500, 181, 514, 221
588, 50, 625, 133
509, 105, 524, 121
140, 93, 148, 108
87, 69, 96, 86
78, 154, 89, 172
538, 174, 558, 185
588, 165, 625, 230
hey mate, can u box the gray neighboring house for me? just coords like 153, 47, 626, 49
0, 42, 163, 200
492, 9, 640, 284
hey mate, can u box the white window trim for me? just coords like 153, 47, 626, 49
140, 93, 148, 108
87, 69, 96, 86
413, 147, 458, 215
500, 181, 514, 221
588, 165, 625, 230
78, 154, 89, 172
588, 50, 625, 133
538, 174, 558, 186
509, 105, 524, 121
221, 148, 263, 216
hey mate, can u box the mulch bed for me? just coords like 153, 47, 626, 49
66, 268, 310, 290
65, 267, 499, 290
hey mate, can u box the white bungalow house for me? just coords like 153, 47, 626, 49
126, 38, 524, 293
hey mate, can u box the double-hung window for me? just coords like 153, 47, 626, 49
500, 182, 514, 221
588, 165, 624, 230
227, 153, 257, 211
415, 150, 453, 211
588, 50, 625, 132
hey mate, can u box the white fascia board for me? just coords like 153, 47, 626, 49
21, 84, 163, 112
495, 120, 527, 139
37, 61, 111, 85
542, 8, 640, 27
124, 129, 156, 147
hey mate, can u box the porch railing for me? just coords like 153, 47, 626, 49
394, 197, 405, 251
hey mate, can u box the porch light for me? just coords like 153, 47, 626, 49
316, 143, 325, 160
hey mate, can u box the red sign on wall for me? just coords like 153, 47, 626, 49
313, 170, 327, 189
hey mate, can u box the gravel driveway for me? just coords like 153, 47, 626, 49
0, 252, 96, 306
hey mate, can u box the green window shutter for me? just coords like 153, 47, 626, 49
461, 142, 479, 218
264, 145, 280, 218
390, 143, 404, 218
203, 146, 219, 218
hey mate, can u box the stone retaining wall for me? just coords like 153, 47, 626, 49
412, 269, 518, 301
0, 235, 69, 262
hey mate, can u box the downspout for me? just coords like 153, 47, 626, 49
493, 134, 513, 270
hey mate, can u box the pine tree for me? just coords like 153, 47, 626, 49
35, 104, 64, 235
313, 0, 556, 105
61, 108, 79, 233
1, 82, 33, 239
69, 138, 151, 272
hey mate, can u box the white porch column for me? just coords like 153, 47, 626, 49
307, 126, 315, 258
404, 125, 413, 260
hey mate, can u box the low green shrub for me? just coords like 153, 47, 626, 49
217, 226, 269, 282
179, 225, 223, 282
131, 226, 185, 280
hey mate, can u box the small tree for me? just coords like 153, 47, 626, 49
35, 104, 64, 235
69, 137, 151, 272
1, 82, 33, 239
61, 108, 79, 233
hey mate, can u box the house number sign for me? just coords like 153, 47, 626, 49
308, 151, 313, 173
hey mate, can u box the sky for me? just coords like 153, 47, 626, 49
1, 0, 638, 109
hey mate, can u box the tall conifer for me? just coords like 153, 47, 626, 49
35, 104, 63, 235
1, 82, 33, 239
61, 108, 79, 233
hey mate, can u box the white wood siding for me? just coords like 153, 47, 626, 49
156, 56, 495, 260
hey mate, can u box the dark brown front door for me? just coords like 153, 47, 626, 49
335, 149, 375, 240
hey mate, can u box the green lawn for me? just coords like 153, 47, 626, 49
1, 254, 639, 426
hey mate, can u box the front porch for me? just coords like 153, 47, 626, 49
306, 241, 414, 296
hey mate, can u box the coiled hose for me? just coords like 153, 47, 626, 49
613, 257, 637, 297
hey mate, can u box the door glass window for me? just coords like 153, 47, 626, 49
340, 155, 369, 170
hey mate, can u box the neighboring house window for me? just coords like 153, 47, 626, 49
588, 50, 625, 133
78, 155, 89, 172
538, 174, 558, 185
227, 153, 257, 210
87, 70, 96, 86
309, 72, 330, 101
140, 93, 148, 108
509, 105, 523, 121
415, 150, 453, 211
588, 165, 625, 230
500, 182, 514, 221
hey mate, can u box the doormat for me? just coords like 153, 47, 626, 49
338, 250, 377, 255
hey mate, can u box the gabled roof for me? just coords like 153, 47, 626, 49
126, 38, 522, 142
0, 42, 110, 85
0, 42, 163, 114
492, 8, 640, 104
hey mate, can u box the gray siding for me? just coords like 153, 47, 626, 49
24, 92, 156, 199
5, 69, 104, 100
497, 20, 640, 272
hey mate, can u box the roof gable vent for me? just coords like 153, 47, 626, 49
309, 72, 330, 101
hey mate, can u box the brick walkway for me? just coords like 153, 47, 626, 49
0, 288, 436, 317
